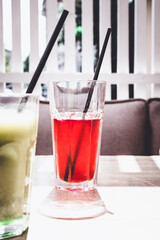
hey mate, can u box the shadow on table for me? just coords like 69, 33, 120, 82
38, 187, 111, 220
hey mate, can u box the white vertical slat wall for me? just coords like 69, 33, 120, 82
64, 0, 76, 72
11, 0, 23, 92
99, 0, 111, 100
30, 0, 39, 73
151, 0, 160, 97
147, 0, 151, 74
0, 0, 4, 72
117, 0, 129, 99
134, 0, 147, 98
29, 0, 42, 95
0, 0, 160, 99
0, 0, 5, 92
46, 0, 58, 72
82, 0, 94, 73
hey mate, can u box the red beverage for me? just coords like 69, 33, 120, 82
53, 118, 101, 183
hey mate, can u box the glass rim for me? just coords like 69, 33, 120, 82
50, 79, 107, 84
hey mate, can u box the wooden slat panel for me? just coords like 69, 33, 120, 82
146, 84, 152, 99
0, 0, 5, 92
152, 84, 160, 98
146, 0, 152, 97
147, 0, 151, 73
134, 83, 147, 99
64, 0, 76, 72
99, 0, 111, 73
1, 72, 160, 85
134, 0, 147, 98
82, 0, 94, 73
0, 0, 5, 72
0, 71, 160, 98
12, 83, 24, 93
46, 0, 57, 72
150, 0, 159, 104
11, 0, 22, 72
30, 0, 39, 72
11, 0, 23, 92
106, 82, 111, 101
21, 0, 30, 65
136, 83, 154, 99
134, 0, 147, 73
116, 0, 129, 99
117, 84, 129, 100
117, 0, 129, 73
0, 83, 5, 93
151, 0, 160, 73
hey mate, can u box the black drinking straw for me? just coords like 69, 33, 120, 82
18, 10, 69, 112
64, 28, 112, 181
83, 28, 112, 115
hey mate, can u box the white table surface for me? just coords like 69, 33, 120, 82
28, 187, 160, 240
15, 155, 160, 240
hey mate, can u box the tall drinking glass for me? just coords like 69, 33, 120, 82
0, 94, 39, 239
50, 80, 106, 191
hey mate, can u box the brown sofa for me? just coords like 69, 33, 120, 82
36, 98, 160, 156
36, 101, 53, 155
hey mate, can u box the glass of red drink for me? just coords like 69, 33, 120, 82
50, 80, 106, 191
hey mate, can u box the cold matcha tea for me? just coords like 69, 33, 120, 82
0, 100, 38, 238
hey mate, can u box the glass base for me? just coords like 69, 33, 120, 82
55, 178, 96, 191
0, 215, 29, 239
38, 187, 107, 220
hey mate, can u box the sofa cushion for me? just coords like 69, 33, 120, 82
36, 101, 53, 155
100, 99, 148, 155
147, 98, 160, 155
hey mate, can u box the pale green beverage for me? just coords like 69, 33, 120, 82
0, 95, 39, 239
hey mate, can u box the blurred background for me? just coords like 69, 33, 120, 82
1, 0, 157, 101
2, 0, 137, 99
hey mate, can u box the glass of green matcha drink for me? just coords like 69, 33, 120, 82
0, 94, 39, 239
